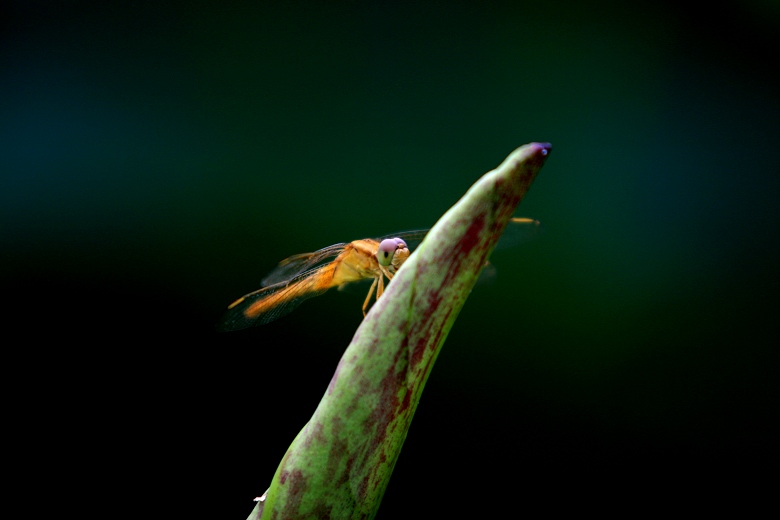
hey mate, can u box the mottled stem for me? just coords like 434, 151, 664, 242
250, 143, 551, 520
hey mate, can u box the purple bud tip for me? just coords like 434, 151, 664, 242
534, 142, 552, 156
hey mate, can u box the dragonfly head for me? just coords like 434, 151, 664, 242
377, 237, 410, 271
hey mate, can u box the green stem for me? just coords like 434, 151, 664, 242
250, 143, 551, 520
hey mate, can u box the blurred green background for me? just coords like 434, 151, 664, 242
3, 0, 778, 516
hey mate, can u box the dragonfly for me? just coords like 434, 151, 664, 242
219, 217, 540, 331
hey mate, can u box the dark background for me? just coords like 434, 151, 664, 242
3, 0, 778, 517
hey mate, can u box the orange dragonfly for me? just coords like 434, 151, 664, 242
219, 218, 539, 331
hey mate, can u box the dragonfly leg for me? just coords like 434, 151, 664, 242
378, 264, 394, 280
363, 277, 378, 317
378, 273, 385, 299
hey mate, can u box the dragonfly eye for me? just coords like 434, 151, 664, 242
377, 238, 398, 266
393, 238, 407, 248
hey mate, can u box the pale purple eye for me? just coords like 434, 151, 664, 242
393, 238, 407, 248
378, 238, 398, 266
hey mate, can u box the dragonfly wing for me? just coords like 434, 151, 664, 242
261, 243, 348, 286
375, 229, 430, 252
494, 217, 541, 252
470, 221, 539, 288
374, 218, 538, 254
220, 265, 334, 330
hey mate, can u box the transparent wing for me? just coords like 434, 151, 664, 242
260, 227, 432, 289
375, 229, 430, 251
260, 242, 348, 286
494, 217, 541, 252
375, 217, 540, 254
220, 266, 333, 331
